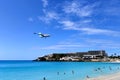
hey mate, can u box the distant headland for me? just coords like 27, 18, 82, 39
34, 50, 120, 62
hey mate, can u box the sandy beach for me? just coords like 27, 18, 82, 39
87, 72, 120, 80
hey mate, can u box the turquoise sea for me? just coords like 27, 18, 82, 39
0, 61, 120, 80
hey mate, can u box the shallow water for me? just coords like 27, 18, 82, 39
0, 60, 120, 80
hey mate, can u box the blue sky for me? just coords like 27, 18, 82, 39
0, 0, 120, 60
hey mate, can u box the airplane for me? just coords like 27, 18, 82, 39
34, 32, 50, 38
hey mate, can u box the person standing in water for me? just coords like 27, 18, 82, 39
72, 70, 74, 75
57, 72, 59, 75
43, 77, 46, 80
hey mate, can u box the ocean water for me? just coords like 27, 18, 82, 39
0, 61, 120, 80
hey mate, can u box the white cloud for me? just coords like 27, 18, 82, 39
59, 20, 120, 36
80, 27, 120, 36
59, 20, 77, 30
59, 19, 92, 30
38, 11, 59, 23
61, 21, 74, 27
41, 0, 48, 8
62, 1, 95, 17
82, 19, 92, 23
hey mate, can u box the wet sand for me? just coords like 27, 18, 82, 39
87, 72, 120, 80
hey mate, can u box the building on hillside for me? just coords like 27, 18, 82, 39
82, 50, 108, 61
34, 50, 108, 61
88, 50, 107, 56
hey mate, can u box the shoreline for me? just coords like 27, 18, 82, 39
87, 72, 120, 80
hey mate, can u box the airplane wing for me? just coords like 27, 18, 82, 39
39, 35, 44, 38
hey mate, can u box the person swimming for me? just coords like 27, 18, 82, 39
94, 69, 97, 71
43, 77, 46, 80
117, 67, 119, 69
109, 66, 112, 70
57, 72, 59, 75
72, 70, 74, 74
86, 75, 90, 78
98, 67, 101, 70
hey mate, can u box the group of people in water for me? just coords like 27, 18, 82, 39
86, 66, 120, 79
43, 66, 120, 80
43, 70, 74, 80
93, 66, 119, 72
